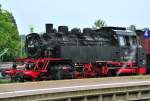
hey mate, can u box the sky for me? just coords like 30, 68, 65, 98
0, 0, 150, 35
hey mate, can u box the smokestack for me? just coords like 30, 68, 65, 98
45, 23, 53, 33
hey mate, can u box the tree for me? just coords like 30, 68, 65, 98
92, 19, 107, 30
0, 5, 20, 61
29, 25, 35, 33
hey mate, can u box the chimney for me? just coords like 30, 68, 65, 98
45, 23, 53, 33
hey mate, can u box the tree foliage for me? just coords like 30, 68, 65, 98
92, 19, 107, 30
0, 5, 20, 61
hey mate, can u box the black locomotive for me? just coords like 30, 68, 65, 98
25, 24, 145, 67
2, 23, 147, 82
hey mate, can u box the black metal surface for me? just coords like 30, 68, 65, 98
25, 24, 146, 68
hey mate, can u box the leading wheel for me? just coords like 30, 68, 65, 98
14, 72, 24, 82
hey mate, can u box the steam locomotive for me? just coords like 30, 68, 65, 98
25, 24, 145, 63
1, 24, 148, 82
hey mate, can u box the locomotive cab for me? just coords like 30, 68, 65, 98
117, 32, 137, 47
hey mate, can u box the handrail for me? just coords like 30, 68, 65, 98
0, 48, 9, 58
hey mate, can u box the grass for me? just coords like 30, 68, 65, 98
0, 79, 10, 84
